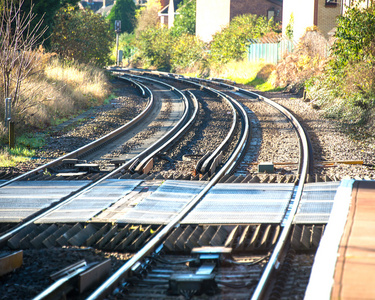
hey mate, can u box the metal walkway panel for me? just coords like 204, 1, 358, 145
36, 179, 142, 223
0, 181, 90, 222
294, 181, 340, 224
181, 183, 295, 224
116, 180, 208, 224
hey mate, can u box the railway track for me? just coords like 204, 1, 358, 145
0, 70, 340, 300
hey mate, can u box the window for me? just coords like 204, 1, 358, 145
325, 0, 338, 7
267, 9, 275, 20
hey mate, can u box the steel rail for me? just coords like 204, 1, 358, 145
86, 75, 251, 300
117, 74, 194, 173
199, 87, 237, 174
0, 78, 192, 246
0, 77, 152, 189
109, 69, 312, 299
202, 79, 310, 300
114, 69, 252, 176
169, 77, 249, 175
137, 71, 245, 175
142, 71, 252, 177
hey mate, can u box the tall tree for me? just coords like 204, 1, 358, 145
172, 0, 196, 36
0, 0, 47, 108
107, 0, 136, 34
135, 0, 161, 33
51, 6, 113, 66
4, 0, 81, 47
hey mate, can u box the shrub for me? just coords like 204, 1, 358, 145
305, 4, 375, 124
171, 34, 206, 72
51, 6, 113, 66
133, 27, 174, 70
135, 0, 161, 33
274, 28, 328, 92
171, 0, 196, 36
209, 14, 279, 65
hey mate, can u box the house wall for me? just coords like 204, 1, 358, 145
230, 0, 282, 22
168, 0, 183, 28
160, 0, 169, 7
196, 0, 231, 42
317, 0, 342, 38
282, 0, 315, 40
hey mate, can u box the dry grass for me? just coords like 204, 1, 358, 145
44, 58, 110, 105
0, 54, 112, 137
274, 29, 329, 92
208, 60, 277, 91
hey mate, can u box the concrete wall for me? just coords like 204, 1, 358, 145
196, 0, 231, 42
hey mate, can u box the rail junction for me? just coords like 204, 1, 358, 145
0, 69, 372, 300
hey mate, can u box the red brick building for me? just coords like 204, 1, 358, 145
230, 0, 282, 22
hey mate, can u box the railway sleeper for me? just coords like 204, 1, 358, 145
162, 224, 279, 254
290, 224, 325, 251
4, 223, 162, 252
3, 222, 325, 253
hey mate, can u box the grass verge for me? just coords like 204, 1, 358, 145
0, 147, 36, 167
0, 133, 45, 167
185, 60, 281, 92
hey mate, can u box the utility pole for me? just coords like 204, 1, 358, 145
115, 20, 121, 66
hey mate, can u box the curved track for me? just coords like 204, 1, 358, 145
0, 69, 319, 300
84, 69, 312, 300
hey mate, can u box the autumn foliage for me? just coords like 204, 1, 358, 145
51, 6, 113, 65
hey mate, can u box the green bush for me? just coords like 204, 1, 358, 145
171, 0, 196, 37
111, 32, 135, 63
306, 4, 375, 124
171, 34, 206, 71
133, 27, 174, 70
51, 6, 113, 66
209, 14, 279, 65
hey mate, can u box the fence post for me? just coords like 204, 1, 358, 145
4, 98, 11, 128
9, 121, 15, 149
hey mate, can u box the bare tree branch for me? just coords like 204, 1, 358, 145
0, 0, 48, 109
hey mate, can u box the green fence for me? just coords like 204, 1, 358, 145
247, 38, 295, 64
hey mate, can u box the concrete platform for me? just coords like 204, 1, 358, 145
305, 179, 375, 300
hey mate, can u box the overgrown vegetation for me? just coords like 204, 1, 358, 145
274, 28, 329, 92
130, 3, 279, 76
0, 54, 111, 138
209, 14, 279, 65
0, 0, 112, 147
305, 4, 375, 125
51, 5, 113, 66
